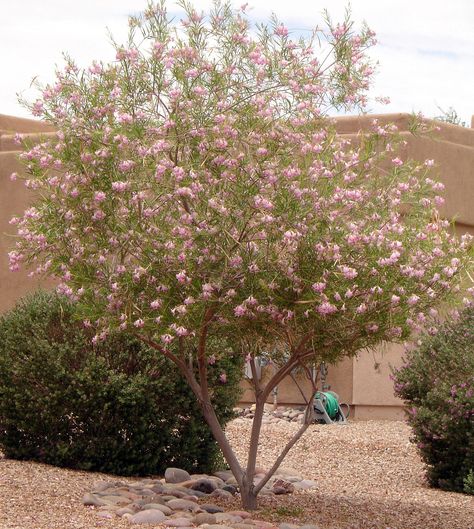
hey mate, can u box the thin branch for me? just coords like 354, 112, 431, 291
249, 354, 263, 398
197, 307, 215, 402
290, 370, 310, 404
253, 400, 314, 494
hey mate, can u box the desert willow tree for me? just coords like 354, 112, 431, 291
10, 1, 473, 509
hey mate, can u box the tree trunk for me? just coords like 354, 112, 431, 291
240, 480, 258, 510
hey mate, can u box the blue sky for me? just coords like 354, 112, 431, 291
1, 0, 473, 124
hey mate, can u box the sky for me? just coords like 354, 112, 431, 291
1, 0, 473, 125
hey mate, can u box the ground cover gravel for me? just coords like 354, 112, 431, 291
0, 420, 473, 529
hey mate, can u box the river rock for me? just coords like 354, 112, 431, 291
215, 513, 243, 523
82, 493, 107, 507
141, 503, 173, 515
272, 479, 295, 495
194, 512, 217, 524
167, 498, 199, 511
92, 480, 115, 492
211, 488, 233, 500
200, 503, 224, 513
129, 509, 166, 524
100, 494, 131, 505
214, 470, 233, 481
165, 467, 191, 483
191, 478, 217, 494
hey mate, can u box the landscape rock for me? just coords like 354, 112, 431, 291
165, 467, 192, 484
211, 488, 233, 500
166, 498, 199, 511
213, 470, 233, 481
141, 503, 173, 515
83, 463, 316, 528
272, 479, 295, 495
129, 509, 166, 524
190, 478, 218, 494
82, 493, 107, 507
92, 480, 115, 492
200, 503, 224, 513
194, 512, 217, 524
100, 494, 131, 505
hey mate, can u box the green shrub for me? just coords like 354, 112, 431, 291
0, 291, 242, 475
464, 469, 474, 495
393, 307, 474, 493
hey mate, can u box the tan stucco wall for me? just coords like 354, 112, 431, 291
1, 112, 473, 419
0, 115, 56, 313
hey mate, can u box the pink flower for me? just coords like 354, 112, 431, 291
254, 196, 274, 210
92, 210, 105, 221
118, 160, 135, 172
312, 282, 326, 293
391, 157, 403, 166
274, 24, 289, 37
185, 68, 199, 78
161, 334, 174, 344
219, 372, 227, 383
176, 187, 194, 197
133, 319, 144, 328
117, 113, 133, 124
234, 304, 247, 317
340, 266, 358, 280
175, 326, 188, 336
366, 323, 379, 333
391, 295, 400, 305
112, 181, 130, 192
317, 302, 337, 315
94, 191, 106, 202
407, 294, 420, 306
176, 270, 189, 283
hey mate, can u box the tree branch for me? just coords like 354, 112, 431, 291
253, 401, 315, 495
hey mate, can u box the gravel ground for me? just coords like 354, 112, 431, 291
1, 420, 473, 529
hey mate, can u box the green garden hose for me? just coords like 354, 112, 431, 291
314, 391, 339, 420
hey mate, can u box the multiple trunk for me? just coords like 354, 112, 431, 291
140, 331, 317, 510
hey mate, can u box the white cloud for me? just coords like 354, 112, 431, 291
1, 0, 472, 124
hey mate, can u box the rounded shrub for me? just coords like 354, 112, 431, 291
0, 291, 242, 475
393, 307, 474, 493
